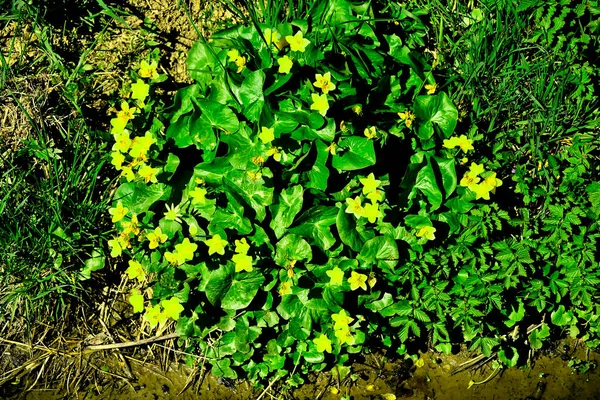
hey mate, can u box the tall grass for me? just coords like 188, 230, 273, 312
0, 1, 116, 327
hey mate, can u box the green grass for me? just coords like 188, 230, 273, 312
418, 0, 599, 168
0, 1, 117, 326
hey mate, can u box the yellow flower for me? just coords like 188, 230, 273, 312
235, 56, 246, 73
310, 93, 329, 116
125, 260, 145, 282
143, 304, 168, 328
363, 202, 382, 223
398, 110, 415, 128
470, 182, 493, 200
146, 227, 167, 249
443, 136, 460, 149
175, 238, 198, 262
129, 132, 157, 159
325, 142, 337, 155
460, 172, 480, 188
116, 101, 137, 123
161, 297, 184, 320
164, 251, 178, 265
483, 172, 503, 189
190, 187, 207, 205
205, 234, 228, 255
266, 146, 282, 162
232, 253, 253, 272
425, 83, 437, 94
366, 189, 384, 203
332, 309, 354, 331
352, 105, 363, 116
107, 237, 122, 258
313, 334, 332, 353
138, 164, 160, 183
468, 162, 485, 177
326, 267, 344, 286
364, 126, 377, 139
359, 173, 380, 194
285, 31, 310, 52
120, 165, 135, 182
131, 79, 150, 104
348, 271, 368, 291
259, 126, 275, 144
279, 281, 292, 296
444, 135, 474, 153
277, 55, 293, 74
234, 238, 250, 255
345, 196, 364, 219
456, 135, 474, 153
110, 151, 125, 170
113, 131, 132, 153
120, 213, 139, 236
416, 225, 436, 241
139, 59, 159, 79
334, 327, 354, 345
164, 203, 182, 223
313, 72, 336, 94
227, 49, 239, 62
109, 201, 129, 223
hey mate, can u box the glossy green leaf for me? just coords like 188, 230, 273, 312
114, 182, 172, 214
237, 69, 265, 122
414, 158, 443, 211
332, 136, 376, 171
187, 41, 219, 86
222, 271, 265, 310
336, 207, 363, 252
306, 140, 330, 191
289, 206, 338, 251
275, 234, 312, 266
413, 92, 458, 138
269, 185, 304, 239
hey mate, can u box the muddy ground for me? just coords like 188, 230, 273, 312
1, 0, 600, 399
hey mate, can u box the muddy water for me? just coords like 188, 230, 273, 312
16, 342, 600, 400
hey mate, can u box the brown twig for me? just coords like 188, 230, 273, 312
83, 332, 179, 351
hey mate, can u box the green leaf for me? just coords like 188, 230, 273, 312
498, 346, 519, 368
275, 234, 312, 266
336, 207, 363, 252
413, 92, 458, 138
114, 182, 172, 214
187, 41, 219, 86
222, 271, 266, 310
414, 158, 443, 211
289, 206, 338, 251
528, 323, 550, 350
79, 249, 105, 280
358, 235, 399, 272
332, 136, 376, 171
166, 114, 193, 148
237, 70, 265, 122
432, 156, 457, 198
551, 305, 572, 326
365, 293, 393, 311
205, 263, 235, 307
586, 182, 600, 216
305, 140, 330, 192
196, 100, 240, 134
505, 301, 525, 328
223, 169, 274, 222
164, 153, 180, 178
269, 185, 304, 239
